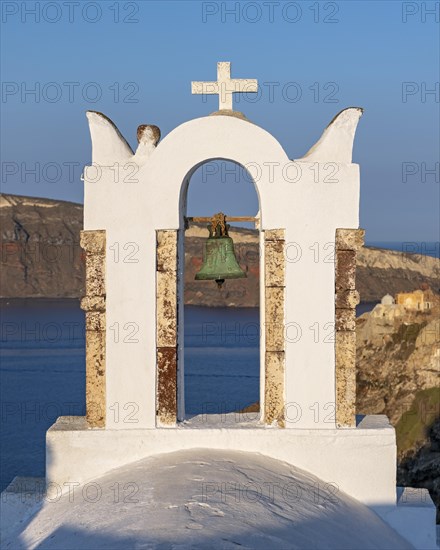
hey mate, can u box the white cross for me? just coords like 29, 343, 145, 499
191, 62, 258, 111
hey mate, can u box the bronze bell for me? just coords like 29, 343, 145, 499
195, 213, 246, 288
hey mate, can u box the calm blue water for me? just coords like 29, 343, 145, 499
0, 301, 261, 491
366, 241, 439, 259
2, 243, 436, 489
184, 306, 260, 416
0, 299, 86, 491
0, 295, 411, 491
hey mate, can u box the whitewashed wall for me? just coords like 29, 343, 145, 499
84, 111, 361, 429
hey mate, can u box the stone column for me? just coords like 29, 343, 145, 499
80, 230, 106, 428
264, 229, 286, 427
156, 230, 178, 425
335, 228, 365, 428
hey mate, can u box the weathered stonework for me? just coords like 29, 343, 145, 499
265, 287, 285, 352
335, 250, 356, 291
265, 229, 285, 242
85, 311, 106, 333
84, 254, 106, 297
157, 230, 178, 273
80, 230, 106, 254
157, 347, 177, 425
335, 308, 356, 332
264, 230, 285, 427
156, 230, 178, 425
80, 296, 105, 312
335, 228, 364, 428
85, 330, 106, 426
335, 228, 365, 251
335, 331, 356, 426
335, 290, 360, 310
265, 239, 285, 287
265, 352, 285, 427
80, 230, 106, 428
156, 271, 177, 347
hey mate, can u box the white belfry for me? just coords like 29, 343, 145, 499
191, 61, 258, 111
26, 66, 436, 550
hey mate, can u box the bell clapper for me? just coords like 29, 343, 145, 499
215, 279, 225, 289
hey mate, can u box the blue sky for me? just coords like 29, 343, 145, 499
1, 0, 439, 241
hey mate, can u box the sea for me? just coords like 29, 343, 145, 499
0, 241, 438, 491
366, 241, 439, 259
0, 299, 377, 492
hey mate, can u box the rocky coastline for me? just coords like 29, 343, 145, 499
2, 193, 439, 304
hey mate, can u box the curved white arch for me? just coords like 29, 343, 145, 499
85, 111, 362, 232
144, 115, 290, 229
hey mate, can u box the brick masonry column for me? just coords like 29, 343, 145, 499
156, 230, 178, 425
80, 230, 106, 428
264, 229, 286, 427
335, 228, 365, 427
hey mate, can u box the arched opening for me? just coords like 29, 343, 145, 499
182, 160, 261, 421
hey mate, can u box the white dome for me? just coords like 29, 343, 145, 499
5, 449, 410, 549
381, 294, 395, 305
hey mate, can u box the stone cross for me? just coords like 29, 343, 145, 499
191, 61, 258, 111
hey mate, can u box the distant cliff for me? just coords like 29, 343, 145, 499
356, 246, 440, 301
1, 194, 84, 299
356, 303, 440, 521
1, 193, 439, 303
